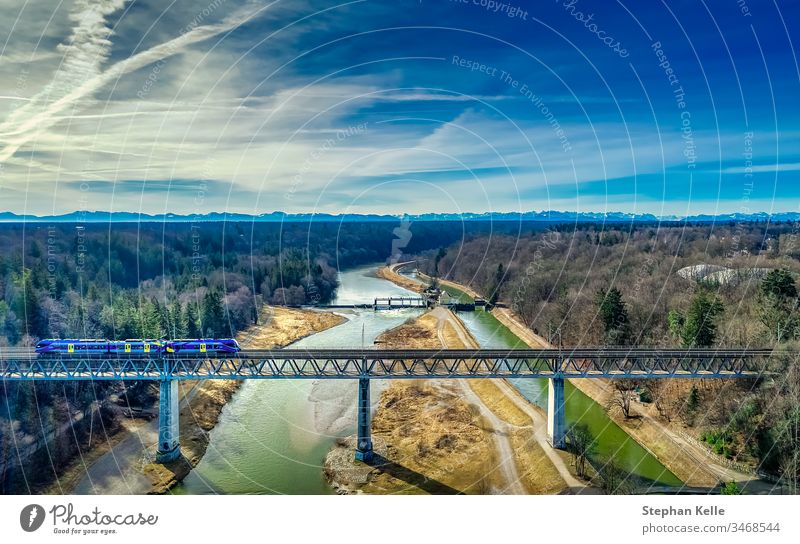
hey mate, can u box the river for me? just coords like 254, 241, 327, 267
174, 265, 422, 494
175, 264, 679, 494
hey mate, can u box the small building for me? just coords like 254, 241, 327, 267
422, 285, 443, 307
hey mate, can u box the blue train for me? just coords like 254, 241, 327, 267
35, 338, 241, 355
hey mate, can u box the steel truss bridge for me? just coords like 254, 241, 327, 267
0, 348, 780, 463
0, 348, 775, 380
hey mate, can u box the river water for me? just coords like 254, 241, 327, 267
174, 265, 421, 494
175, 264, 679, 494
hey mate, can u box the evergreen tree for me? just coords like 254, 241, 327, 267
668, 309, 685, 340
433, 247, 446, 278
759, 269, 798, 343
679, 292, 724, 347
15, 269, 46, 338
489, 263, 505, 305
595, 287, 630, 345
141, 299, 164, 338
169, 299, 188, 338
761, 269, 797, 299
201, 290, 225, 337
186, 301, 201, 338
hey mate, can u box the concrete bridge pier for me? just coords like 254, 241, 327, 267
156, 379, 181, 463
547, 377, 566, 449
355, 376, 374, 462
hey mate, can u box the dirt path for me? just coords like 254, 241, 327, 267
428, 307, 525, 494
375, 267, 583, 493
492, 379, 588, 490
377, 261, 424, 293
379, 264, 780, 492
572, 378, 777, 492
434, 307, 587, 493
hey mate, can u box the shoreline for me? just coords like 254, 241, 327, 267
375, 261, 424, 293
488, 307, 766, 489
324, 310, 504, 494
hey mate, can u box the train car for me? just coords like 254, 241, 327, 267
35, 339, 165, 354
35, 339, 109, 354
108, 340, 165, 354
164, 338, 241, 354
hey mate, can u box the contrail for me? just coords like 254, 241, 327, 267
0, 1, 268, 162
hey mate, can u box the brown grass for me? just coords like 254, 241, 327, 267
469, 380, 530, 427
326, 308, 569, 494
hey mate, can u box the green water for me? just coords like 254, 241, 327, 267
411, 270, 682, 486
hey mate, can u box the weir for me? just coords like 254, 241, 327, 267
156, 379, 181, 463
373, 296, 426, 309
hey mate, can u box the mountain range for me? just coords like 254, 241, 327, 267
0, 210, 798, 223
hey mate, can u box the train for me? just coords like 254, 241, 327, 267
34, 338, 241, 355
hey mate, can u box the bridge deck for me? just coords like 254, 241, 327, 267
0, 348, 778, 381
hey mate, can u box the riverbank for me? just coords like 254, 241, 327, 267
376, 261, 424, 293
324, 306, 573, 494
64, 306, 345, 495
490, 306, 770, 488
430, 279, 768, 490
378, 267, 583, 483
35, 406, 134, 494
416, 269, 482, 299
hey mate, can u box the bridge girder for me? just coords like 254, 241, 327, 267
0, 348, 777, 381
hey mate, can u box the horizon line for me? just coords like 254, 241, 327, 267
1, 209, 799, 222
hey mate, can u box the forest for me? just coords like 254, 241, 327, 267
0, 219, 513, 345
0, 218, 488, 491
413, 221, 800, 488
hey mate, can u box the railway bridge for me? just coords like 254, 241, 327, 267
0, 347, 777, 463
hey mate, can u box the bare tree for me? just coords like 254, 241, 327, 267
607, 379, 639, 419
596, 459, 633, 495
779, 450, 800, 494
565, 424, 595, 479
774, 356, 800, 493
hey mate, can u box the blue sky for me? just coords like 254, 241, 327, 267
0, 0, 798, 216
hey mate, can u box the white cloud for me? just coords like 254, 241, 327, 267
0, 0, 267, 162
722, 162, 800, 174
